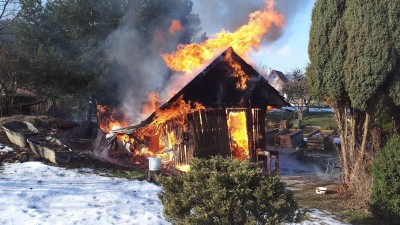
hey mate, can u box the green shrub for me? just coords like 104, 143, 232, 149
371, 135, 400, 223
158, 156, 300, 225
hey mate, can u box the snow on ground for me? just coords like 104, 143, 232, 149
289, 209, 351, 225
0, 162, 168, 225
0, 162, 349, 225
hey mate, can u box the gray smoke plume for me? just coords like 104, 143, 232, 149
192, 0, 262, 34
101, 0, 309, 125
102, 6, 190, 124
104, 25, 169, 124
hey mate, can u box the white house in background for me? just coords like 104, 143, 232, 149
265, 68, 289, 95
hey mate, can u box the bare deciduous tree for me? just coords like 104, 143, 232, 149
284, 68, 312, 121
0, 39, 30, 116
0, 41, 20, 94
0, 0, 33, 34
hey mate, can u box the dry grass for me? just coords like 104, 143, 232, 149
282, 175, 390, 225
267, 111, 337, 130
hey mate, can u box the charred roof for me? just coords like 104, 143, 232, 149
161, 47, 289, 110
118, 47, 289, 132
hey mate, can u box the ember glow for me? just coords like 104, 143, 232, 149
162, 0, 285, 72
227, 111, 249, 160
141, 91, 161, 118
169, 19, 183, 35
96, 104, 132, 132
267, 105, 275, 111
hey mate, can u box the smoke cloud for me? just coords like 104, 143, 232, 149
101, 0, 309, 125
103, 26, 169, 123
192, 0, 262, 34
101, 5, 191, 124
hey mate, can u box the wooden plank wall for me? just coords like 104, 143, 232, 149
246, 109, 255, 161
277, 129, 303, 148
250, 109, 267, 161
307, 130, 335, 150
187, 109, 231, 160
167, 108, 266, 165
174, 142, 194, 165
161, 122, 194, 166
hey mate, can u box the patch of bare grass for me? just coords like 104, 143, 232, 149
282, 175, 390, 225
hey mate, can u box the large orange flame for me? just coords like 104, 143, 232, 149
141, 91, 161, 119
97, 104, 131, 132
227, 111, 249, 160
162, 0, 284, 72
151, 96, 205, 128
225, 49, 248, 90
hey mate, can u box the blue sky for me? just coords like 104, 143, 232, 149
251, 1, 315, 73
192, 0, 315, 74
252, 0, 315, 73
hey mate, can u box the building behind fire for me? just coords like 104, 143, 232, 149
265, 68, 289, 96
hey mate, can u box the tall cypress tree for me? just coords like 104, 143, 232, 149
308, 0, 400, 186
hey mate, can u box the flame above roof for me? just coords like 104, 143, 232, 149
118, 48, 289, 132
161, 47, 289, 110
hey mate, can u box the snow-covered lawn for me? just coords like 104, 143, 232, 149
0, 162, 350, 225
0, 162, 168, 225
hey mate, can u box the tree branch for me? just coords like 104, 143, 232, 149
0, 0, 34, 34
0, 0, 13, 19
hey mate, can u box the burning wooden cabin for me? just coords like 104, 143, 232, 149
97, 47, 289, 170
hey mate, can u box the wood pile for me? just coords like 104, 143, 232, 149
0, 116, 93, 166
307, 130, 335, 150
274, 129, 303, 148
266, 128, 279, 146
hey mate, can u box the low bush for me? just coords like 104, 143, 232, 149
158, 156, 300, 225
371, 135, 400, 223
